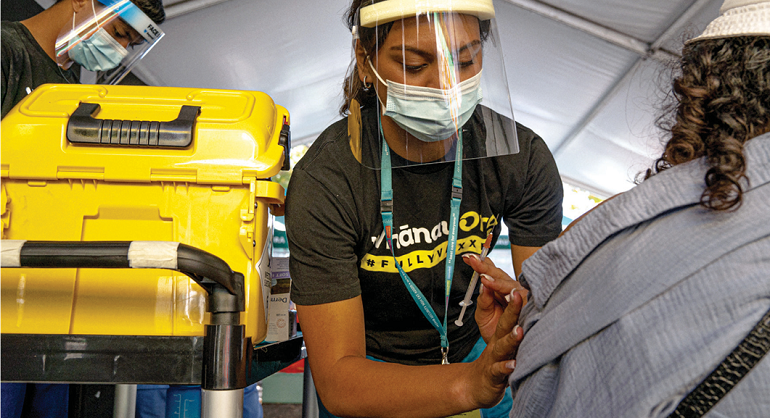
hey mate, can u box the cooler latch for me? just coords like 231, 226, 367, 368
278, 121, 291, 171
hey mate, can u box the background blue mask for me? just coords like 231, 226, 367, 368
69, 28, 128, 72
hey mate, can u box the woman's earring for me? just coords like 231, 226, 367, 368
362, 76, 372, 92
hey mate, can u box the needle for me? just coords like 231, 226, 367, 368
455, 233, 493, 327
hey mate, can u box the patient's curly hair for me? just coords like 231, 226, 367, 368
648, 36, 770, 211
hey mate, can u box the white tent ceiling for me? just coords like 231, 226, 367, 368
40, 0, 724, 197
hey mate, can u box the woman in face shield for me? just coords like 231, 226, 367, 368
2, 0, 165, 118
286, 0, 562, 417
54, 0, 165, 82
285, 1, 563, 416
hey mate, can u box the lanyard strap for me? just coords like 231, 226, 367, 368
379, 129, 463, 363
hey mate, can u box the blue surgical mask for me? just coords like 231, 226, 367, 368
369, 60, 483, 143
68, 27, 128, 72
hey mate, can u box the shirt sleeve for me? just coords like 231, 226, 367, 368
285, 165, 362, 306
505, 131, 564, 247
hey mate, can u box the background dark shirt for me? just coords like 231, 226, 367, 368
2, 21, 80, 119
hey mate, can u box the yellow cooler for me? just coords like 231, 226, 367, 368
1, 83, 289, 344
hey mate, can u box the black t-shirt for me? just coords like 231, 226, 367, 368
2, 21, 80, 119
285, 106, 563, 365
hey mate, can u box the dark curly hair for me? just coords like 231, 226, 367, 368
340, 0, 491, 115
56, 0, 165, 24
648, 36, 770, 211
130, 0, 165, 24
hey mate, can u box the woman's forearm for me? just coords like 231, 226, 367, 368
300, 294, 522, 418
314, 356, 485, 418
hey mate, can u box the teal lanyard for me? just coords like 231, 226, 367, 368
379, 128, 463, 365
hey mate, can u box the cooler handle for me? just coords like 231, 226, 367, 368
67, 103, 201, 148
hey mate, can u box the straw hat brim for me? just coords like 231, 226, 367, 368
689, 3, 770, 43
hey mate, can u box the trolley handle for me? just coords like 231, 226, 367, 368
66, 103, 201, 148
1, 240, 244, 313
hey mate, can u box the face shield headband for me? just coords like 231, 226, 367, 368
56, 0, 164, 84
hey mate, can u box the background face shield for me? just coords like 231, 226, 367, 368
56, 0, 164, 85
347, 0, 519, 169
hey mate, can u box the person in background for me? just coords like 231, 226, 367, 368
2, 1, 164, 417
285, 0, 563, 416
3, 2, 267, 416
2, 0, 165, 118
472, 1, 770, 417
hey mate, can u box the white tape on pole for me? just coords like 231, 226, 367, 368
127, 241, 180, 269
1, 240, 26, 267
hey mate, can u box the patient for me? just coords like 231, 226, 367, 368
474, 1, 770, 417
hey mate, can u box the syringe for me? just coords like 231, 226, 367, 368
455, 233, 493, 327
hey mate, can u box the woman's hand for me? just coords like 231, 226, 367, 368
466, 289, 524, 409
462, 254, 528, 343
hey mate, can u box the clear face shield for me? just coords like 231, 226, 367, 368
55, 0, 164, 84
347, 0, 519, 169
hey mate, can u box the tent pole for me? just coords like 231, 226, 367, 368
546, 0, 715, 158
503, 0, 650, 56
166, 0, 235, 20
502, 0, 712, 63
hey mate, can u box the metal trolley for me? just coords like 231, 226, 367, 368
1, 240, 305, 417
